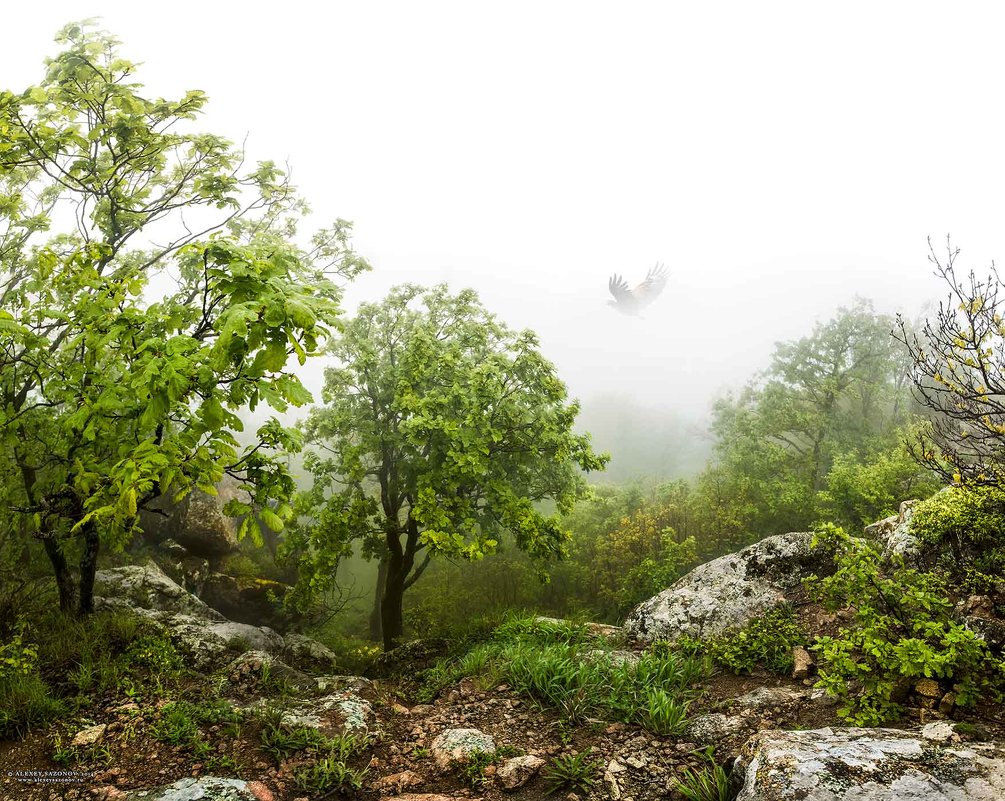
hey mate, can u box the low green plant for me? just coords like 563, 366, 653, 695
293, 751, 368, 793
808, 523, 1005, 725
152, 699, 241, 751
459, 749, 496, 788
124, 634, 183, 673
675, 748, 737, 801
679, 606, 805, 676
541, 751, 599, 795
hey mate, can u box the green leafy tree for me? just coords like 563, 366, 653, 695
288, 284, 607, 649
707, 300, 913, 541
0, 23, 366, 614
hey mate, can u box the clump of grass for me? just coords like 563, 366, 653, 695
418, 613, 707, 735
0, 627, 65, 737
542, 751, 600, 795
675, 749, 738, 801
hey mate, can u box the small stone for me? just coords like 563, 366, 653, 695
374, 770, 422, 793
498, 755, 545, 790
792, 646, 814, 680
72, 724, 107, 747
939, 691, 956, 715
624, 755, 646, 769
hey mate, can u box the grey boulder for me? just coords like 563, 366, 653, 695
734, 726, 1005, 800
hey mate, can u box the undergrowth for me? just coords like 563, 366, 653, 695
419, 614, 706, 734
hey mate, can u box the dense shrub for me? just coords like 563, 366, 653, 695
681, 605, 806, 676
808, 524, 1004, 725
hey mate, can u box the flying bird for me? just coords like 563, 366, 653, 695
608, 263, 669, 316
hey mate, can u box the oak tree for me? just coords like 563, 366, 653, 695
0, 23, 366, 614
287, 284, 607, 649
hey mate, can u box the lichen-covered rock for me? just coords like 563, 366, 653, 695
584, 649, 641, 667
282, 633, 339, 673
224, 651, 316, 694
207, 621, 284, 654
278, 690, 375, 736
624, 532, 829, 642
733, 686, 807, 710
685, 713, 748, 744
867, 500, 920, 562
431, 728, 497, 770
95, 565, 289, 670
71, 723, 106, 747
497, 755, 545, 790
734, 726, 1005, 800
95, 563, 225, 621
123, 776, 270, 800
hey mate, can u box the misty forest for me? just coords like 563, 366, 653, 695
4, 19, 1005, 801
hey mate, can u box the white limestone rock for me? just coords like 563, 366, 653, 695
734, 726, 1005, 800
624, 532, 827, 642
430, 728, 497, 770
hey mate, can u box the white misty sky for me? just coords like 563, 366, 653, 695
4, 2, 1005, 421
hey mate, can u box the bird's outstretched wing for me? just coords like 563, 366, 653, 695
632, 262, 669, 308
608, 273, 633, 305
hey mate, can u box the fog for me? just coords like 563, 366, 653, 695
6, 1, 1005, 476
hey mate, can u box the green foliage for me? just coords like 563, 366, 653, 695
287, 284, 607, 647
419, 615, 704, 734
541, 751, 600, 795
293, 752, 369, 793
0, 22, 365, 615
911, 486, 1005, 552
682, 606, 805, 676
808, 524, 1004, 725
707, 300, 916, 544
459, 749, 496, 788
151, 698, 241, 751
819, 441, 942, 531
675, 748, 738, 801
0, 667, 65, 738
257, 708, 371, 791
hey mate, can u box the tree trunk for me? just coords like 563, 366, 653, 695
41, 536, 76, 613
77, 522, 100, 615
369, 557, 388, 642
381, 561, 406, 652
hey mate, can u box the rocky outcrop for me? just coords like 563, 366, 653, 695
624, 532, 830, 642
276, 689, 375, 736
200, 573, 289, 628
94, 562, 329, 673
95, 563, 226, 622
282, 632, 339, 674
497, 755, 545, 790
734, 725, 1005, 800
140, 488, 240, 561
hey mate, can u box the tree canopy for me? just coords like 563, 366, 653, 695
287, 284, 607, 649
0, 22, 366, 614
